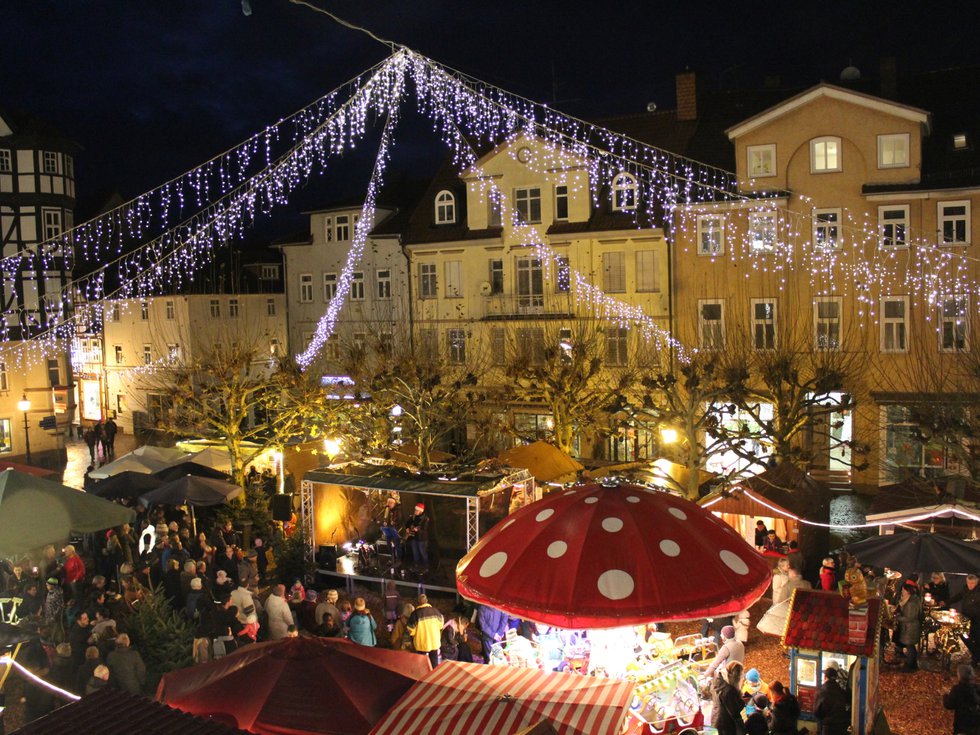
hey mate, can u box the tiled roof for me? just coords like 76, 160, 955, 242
12, 687, 251, 734
782, 589, 882, 657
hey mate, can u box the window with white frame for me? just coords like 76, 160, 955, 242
516, 256, 544, 308
635, 250, 660, 292
602, 251, 626, 293
418, 263, 437, 298
751, 299, 777, 350
697, 214, 725, 255
879, 205, 909, 248
0, 150, 10, 173
114, 345, 124, 364
606, 327, 629, 366
487, 194, 502, 227
0, 362, 6, 391
447, 329, 466, 364
228, 298, 239, 318
350, 272, 365, 301
747, 144, 776, 178
43, 151, 58, 174
514, 187, 542, 224
554, 185, 569, 221
110, 303, 121, 322
143, 344, 152, 365
489, 259, 504, 295
813, 208, 842, 249
939, 200, 971, 245
611, 173, 637, 211
941, 296, 969, 352
299, 273, 313, 303
165, 300, 175, 320
435, 190, 456, 224
47, 358, 60, 387
42, 209, 62, 240
377, 269, 391, 299
698, 300, 725, 350
140, 301, 148, 320
0, 419, 11, 454
335, 215, 350, 241
260, 265, 279, 280
814, 297, 842, 351
444, 261, 462, 298
209, 299, 220, 318
748, 211, 777, 251
323, 216, 333, 242
555, 256, 571, 293
266, 298, 276, 316
810, 136, 841, 172
323, 273, 337, 302
877, 133, 909, 168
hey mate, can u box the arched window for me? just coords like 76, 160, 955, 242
612, 172, 637, 211
435, 190, 456, 224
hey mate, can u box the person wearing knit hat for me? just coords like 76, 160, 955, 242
741, 667, 771, 699
705, 623, 745, 678
403, 501, 431, 571
744, 692, 771, 735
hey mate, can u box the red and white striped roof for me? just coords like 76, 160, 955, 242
369, 661, 634, 735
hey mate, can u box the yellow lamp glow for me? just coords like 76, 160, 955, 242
660, 427, 678, 444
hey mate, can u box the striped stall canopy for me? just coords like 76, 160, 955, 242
369, 661, 634, 735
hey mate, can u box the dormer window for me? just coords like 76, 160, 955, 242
953, 133, 970, 150
611, 172, 637, 211
435, 190, 456, 224
810, 136, 841, 173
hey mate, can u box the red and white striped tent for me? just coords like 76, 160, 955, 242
369, 661, 634, 735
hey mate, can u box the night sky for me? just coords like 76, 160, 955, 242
4, 1, 980, 224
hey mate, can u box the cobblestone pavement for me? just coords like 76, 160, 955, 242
57, 431, 140, 489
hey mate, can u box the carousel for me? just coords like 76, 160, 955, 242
456, 480, 772, 735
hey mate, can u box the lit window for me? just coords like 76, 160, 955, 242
748, 212, 777, 252
635, 250, 659, 292
698, 300, 724, 350
953, 133, 969, 150
335, 215, 350, 241
555, 185, 569, 221
299, 273, 313, 303
878, 134, 909, 168
377, 269, 391, 300
697, 215, 724, 255
168, 343, 181, 362
814, 298, 842, 351
209, 299, 220, 318
0, 150, 11, 173
0, 419, 10, 454
435, 190, 456, 224
514, 187, 542, 224
447, 329, 466, 364
444, 261, 462, 298
746, 144, 776, 178
418, 263, 437, 298
602, 251, 626, 293
611, 173, 637, 211
323, 273, 337, 302
43, 151, 58, 174
810, 137, 841, 173
941, 296, 969, 352
813, 208, 842, 249
751, 299, 777, 350
350, 272, 365, 301
228, 299, 239, 318
939, 201, 971, 245
879, 205, 909, 248
260, 265, 279, 280
606, 327, 629, 365
881, 297, 909, 352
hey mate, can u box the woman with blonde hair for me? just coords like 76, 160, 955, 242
710, 660, 745, 735
390, 603, 415, 651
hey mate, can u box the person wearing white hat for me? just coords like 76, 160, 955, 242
403, 502, 430, 571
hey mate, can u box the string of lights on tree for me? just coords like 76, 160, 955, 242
4, 46, 980, 368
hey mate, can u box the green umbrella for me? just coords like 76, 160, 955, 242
0, 469, 136, 555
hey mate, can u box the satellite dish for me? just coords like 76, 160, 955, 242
479, 281, 493, 296
646, 102, 658, 113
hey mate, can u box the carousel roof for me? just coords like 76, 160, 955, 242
456, 481, 772, 627
782, 589, 882, 657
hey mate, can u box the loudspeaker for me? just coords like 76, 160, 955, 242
270, 493, 294, 522
317, 545, 337, 569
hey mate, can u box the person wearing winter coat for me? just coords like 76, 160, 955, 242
347, 598, 378, 646
951, 574, 980, 665
813, 662, 850, 735
819, 557, 837, 591
943, 664, 980, 735
705, 625, 744, 678
710, 660, 745, 735
895, 583, 922, 671
390, 603, 415, 651
265, 584, 295, 640
408, 594, 443, 667
769, 680, 802, 735
478, 604, 509, 662
440, 615, 473, 663
105, 633, 146, 695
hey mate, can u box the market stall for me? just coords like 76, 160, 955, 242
497, 441, 584, 484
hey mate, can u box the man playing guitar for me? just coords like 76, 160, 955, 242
403, 503, 430, 571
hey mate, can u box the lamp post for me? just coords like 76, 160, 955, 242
16, 394, 31, 464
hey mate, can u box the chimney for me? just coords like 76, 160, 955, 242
879, 57, 897, 99
676, 70, 698, 122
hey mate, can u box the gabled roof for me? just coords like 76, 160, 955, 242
726, 83, 931, 140
782, 589, 882, 657
12, 687, 251, 734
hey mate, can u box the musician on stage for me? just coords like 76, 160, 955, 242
403, 503, 430, 571
379, 495, 403, 561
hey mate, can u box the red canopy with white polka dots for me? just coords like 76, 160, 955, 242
456, 481, 772, 628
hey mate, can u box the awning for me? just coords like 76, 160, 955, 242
866, 503, 980, 527
369, 660, 633, 735
497, 441, 583, 484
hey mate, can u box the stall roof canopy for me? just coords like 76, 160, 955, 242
702, 463, 830, 519
304, 464, 516, 499
496, 441, 583, 483
868, 475, 980, 516
782, 589, 882, 658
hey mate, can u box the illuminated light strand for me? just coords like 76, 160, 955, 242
0, 655, 80, 701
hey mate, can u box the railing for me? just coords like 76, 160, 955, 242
481, 292, 577, 320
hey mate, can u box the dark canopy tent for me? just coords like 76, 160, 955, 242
844, 531, 980, 575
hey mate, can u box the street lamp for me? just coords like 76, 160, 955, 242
16, 394, 31, 464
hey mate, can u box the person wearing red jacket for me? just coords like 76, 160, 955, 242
63, 545, 86, 603
819, 557, 837, 592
